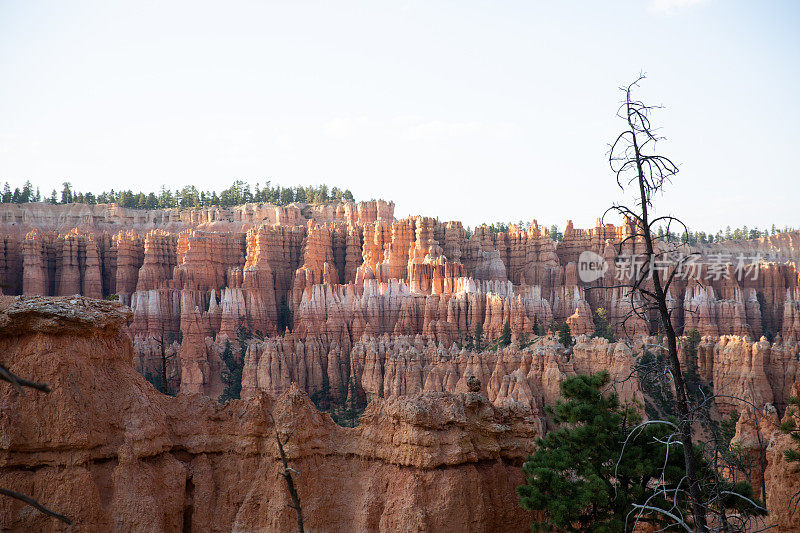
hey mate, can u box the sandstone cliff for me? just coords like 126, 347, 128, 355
731, 385, 800, 532
2, 201, 799, 417
0, 296, 536, 532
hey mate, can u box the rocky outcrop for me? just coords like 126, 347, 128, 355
2, 202, 800, 421
4, 197, 800, 530
731, 381, 800, 532
0, 296, 536, 532
690, 335, 800, 415
239, 327, 654, 417
20, 228, 49, 296
763, 389, 800, 532
135, 230, 177, 292
2, 204, 798, 339
112, 232, 143, 303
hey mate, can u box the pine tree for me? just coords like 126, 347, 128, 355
781, 395, 800, 463
518, 331, 529, 348
473, 323, 484, 351
0, 180, 356, 210
218, 340, 238, 402
591, 307, 615, 342
219, 329, 249, 402
499, 320, 511, 347
533, 315, 546, 336
60, 182, 72, 204
278, 296, 292, 334
518, 372, 765, 531
558, 322, 573, 348
310, 373, 331, 411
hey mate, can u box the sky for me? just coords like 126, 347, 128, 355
0, 0, 798, 232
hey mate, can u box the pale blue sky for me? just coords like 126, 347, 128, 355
1, 0, 798, 231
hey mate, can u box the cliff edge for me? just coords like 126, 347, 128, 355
0, 296, 535, 532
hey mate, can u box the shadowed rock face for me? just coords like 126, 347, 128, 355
0, 296, 537, 532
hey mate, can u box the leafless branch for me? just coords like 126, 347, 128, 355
0, 488, 73, 525
269, 411, 304, 533
0, 364, 51, 394
1, 371, 71, 525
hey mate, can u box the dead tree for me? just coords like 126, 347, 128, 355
602, 74, 709, 530
0, 364, 73, 525
598, 76, 771, 531
152, 324, 177, 395
269, 411, 304, 533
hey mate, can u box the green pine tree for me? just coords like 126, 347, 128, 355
518, 331, 529, 348
781, 395, 800, 463
474, 323, 484, 351
219, 328, 250, 402
278, 295, 292, 334
558, 322, 573, 348
518, 372, 765, 531
218, 340, 240, 402
591, 307, 615, 342
310, 373, 331, 411
499, 320, 512, 347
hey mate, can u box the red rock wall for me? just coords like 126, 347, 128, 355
2, 201, 800, 399
0, 296, 535, 532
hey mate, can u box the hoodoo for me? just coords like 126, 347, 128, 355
1, 201, 799, 530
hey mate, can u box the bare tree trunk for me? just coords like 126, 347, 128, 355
628, 101, 709, 532
646, 236, 709, 531
269, 412, 304, 533
153, 324, 174, 395
159, 330, 168, 395
600, 76, 713, 530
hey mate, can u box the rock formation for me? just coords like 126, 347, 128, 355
1, 200, 799, 406
0, 296, 536, 532
1, 191, 800, 530
731, 381, 800, 532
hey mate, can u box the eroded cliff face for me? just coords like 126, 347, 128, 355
3, 202, 800, 529
763, 424, 800, 531
0, 296, 536, 532
3, 201, 799, 403
731, 382, 800, 533
239, 332, 649, 418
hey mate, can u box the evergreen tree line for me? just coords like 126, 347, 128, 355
463, 221, 797, 245
656, 223, 798, 245
0, 179, 355, 209
465, 222, 565, 242
458, 318, 575, 353
309, 374, 364, 428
